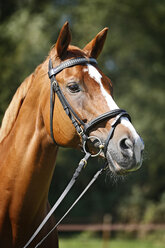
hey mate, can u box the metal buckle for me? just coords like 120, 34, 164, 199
77, 126, 84, 137
80, 158, 88, 168
52, 80, 58, 88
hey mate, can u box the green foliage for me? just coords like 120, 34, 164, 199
117, 187, 165, 224
0, 4, 61, 120
0, 0, 165, 225
143, 192, 165, 224
117, 185, 147, 223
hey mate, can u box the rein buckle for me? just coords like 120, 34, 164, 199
52, 80, 58, 89
77, 126, 84, 137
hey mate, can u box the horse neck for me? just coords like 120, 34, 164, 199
0, 64, 58, 229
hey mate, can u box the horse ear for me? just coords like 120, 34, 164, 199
83, 28, 108, 58
55, 22, 71, 58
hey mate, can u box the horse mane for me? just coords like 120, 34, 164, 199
0, 73, 34, 143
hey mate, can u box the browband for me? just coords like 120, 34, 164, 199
48, 57, 97, 78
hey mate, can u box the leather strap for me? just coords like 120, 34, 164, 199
83, 109, 129, 134
23, 152, 91, 248
48, 57, 97, 78
104, 112, 131, 155
34, 161, 105, 248
52, 81, 85, 127
50, 83, 57, 144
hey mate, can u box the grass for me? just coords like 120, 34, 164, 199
59, 233, 165, 248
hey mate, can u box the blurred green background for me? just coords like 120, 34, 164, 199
0, 0, 165, 242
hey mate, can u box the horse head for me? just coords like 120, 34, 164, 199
42, 22, 144, 175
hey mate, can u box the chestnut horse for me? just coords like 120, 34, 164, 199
0, 22, 144, 248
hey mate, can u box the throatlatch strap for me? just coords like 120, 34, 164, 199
52, 82, 85, 127
50, 83, 57, 144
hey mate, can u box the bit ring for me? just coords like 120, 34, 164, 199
83, 136, 104, 157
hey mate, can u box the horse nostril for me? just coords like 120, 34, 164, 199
119, 138, 133, 150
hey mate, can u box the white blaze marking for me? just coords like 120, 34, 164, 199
86, 64, 118, 110
85, 64, 144, 162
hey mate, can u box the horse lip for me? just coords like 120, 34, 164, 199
106, 151, 120, 173
105, 150, 143, 175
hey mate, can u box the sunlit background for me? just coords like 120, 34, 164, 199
0, 0, 165, 247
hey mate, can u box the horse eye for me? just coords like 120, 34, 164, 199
67, 83, 80, 93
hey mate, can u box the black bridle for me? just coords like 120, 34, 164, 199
48, 57, 131, 155
23, 57, 131, 248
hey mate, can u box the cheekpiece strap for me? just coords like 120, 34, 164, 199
48, 57, 97, 145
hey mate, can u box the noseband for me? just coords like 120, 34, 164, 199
48, 57, 131, 155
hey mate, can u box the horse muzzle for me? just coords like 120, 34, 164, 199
105, 134, 144, 174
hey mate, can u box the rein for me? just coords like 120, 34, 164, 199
23, 57, 131, 248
